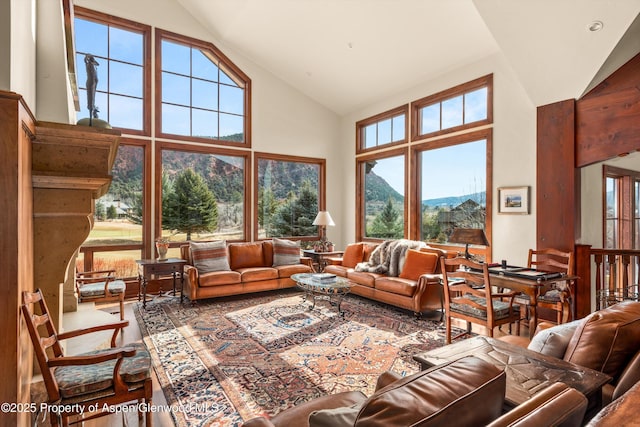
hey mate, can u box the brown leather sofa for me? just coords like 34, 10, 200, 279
500, 301, 640, 405
180, 240, 312, 301
242, 355, 588, 427
586, 378, 640, 426
324, 242, 456, 317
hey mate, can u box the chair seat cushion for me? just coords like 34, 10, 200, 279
451, 294, 520, 320
54, 342, 151, 398
78, 280, 126, 297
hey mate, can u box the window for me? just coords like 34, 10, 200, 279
412, 75, 492, 140
157, 145, 249, 243
157, 30, 251, 145
74, 8, 150, 134
356, 106, 407, 153
604, 165, 640, 249
255, 154, 325, 240
356, 149, 406, 240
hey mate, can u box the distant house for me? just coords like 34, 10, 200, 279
437, 199, 485, 233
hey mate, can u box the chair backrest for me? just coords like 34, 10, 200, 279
528, 248, 573, 274
441, 257, 497, 319
21, 289, 64, 401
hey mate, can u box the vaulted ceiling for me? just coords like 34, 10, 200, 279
176, 0, 640, 115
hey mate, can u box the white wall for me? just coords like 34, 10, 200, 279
338, 53, 538, 265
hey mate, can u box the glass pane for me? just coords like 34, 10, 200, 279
74, 18, 108, 58
219, 85, 244, 115
162, 104, 191, 135
378, 118, 392, 146
109, 94, 143, 130
192, 49, 219, 81
605, 177, 617, 219
192, 78, 218, 110
420, 140, 486, 242
257, 158, 320, 238
161, 39, 190, 75
392, 114, 405, 142
162, 72, 190, 105
219, 113, 243, 141
76, 53, 88, 90
94, 91, 108, 119
92, 249, 142, 278
109, 62, 143, 97
220, 69, 237, 87
161, 149, 245, 241
109, 27, 143, 65
420, 104, 440, 135
464, 87, 488, 123
442, 95, 463, 129
605, 219, 617, 249
364, 124, 377, 149
364, 156, 405, 239
192, 109, 218, 139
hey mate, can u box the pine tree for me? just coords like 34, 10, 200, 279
368, 197, 403, 238
271, 181, 318, 237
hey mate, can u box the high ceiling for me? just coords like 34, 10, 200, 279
176, 0, 640, 115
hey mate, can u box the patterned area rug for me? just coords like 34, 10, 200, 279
135, 289, 449, 426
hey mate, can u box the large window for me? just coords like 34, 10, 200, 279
74, 8, 150, 134
255, 154, 325, 240
356, 106, 408, 153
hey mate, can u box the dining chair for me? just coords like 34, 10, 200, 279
75, 269, 126, 320
441, 257, 521, 344
21, 289, 153, 426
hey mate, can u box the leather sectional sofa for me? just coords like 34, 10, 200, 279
324, 241, 456, 317
180, 240, 312, 301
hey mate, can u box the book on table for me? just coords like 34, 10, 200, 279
312, 273, 337, 283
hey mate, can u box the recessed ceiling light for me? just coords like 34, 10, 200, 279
588, 21, 604, 32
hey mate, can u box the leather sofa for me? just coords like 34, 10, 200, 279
242, 355, 588, 427
324, 242, 456, 317
586, 378, 640, 426
180, 240, 312, 301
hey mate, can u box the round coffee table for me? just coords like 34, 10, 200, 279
291, 273, 351, 316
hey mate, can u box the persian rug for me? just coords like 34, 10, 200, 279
135, 290, 450, 426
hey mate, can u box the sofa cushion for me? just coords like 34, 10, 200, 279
229, 242, 265, 270
398, 249, 439, 281
528, 320, 581, 359
342, 243, 364, 268
238, 267, 279, 283
563, 301, 640, 380
272, 238, 301, 266
309, 403, 361, 427
198, 270, 241, 287
355, 356, 506, 427
324, 264, 351, 278
190, 240, 230, 273
374, 277, 416, 297
275, 263, 312, 278
347, 271, 379, 288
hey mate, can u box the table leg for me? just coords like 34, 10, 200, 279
180, 272, 185, 303
528, 293, 539, 338
172, 271, 177, 296
141, 275, 148, 309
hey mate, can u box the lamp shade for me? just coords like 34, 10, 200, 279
313, 211, 335, 227
449, 228, 489, 246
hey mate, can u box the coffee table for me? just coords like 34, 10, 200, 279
291, 273, 351, 316
413, 336, 611, 417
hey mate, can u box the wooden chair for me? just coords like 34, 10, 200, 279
441, 257, 521, 344
76, 269, 126, 320
21, 289, 153, 426
516, 248, 574, 325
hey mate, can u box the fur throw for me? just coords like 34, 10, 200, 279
355, 239, 426, 277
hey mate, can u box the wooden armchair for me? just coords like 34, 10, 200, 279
75, 269, 126, 320
21, 289, 153, 426
441, 257, 521, 344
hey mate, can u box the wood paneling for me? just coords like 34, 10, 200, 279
576, 53, 640, 167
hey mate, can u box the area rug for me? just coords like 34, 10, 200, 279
135, 290, 450, 426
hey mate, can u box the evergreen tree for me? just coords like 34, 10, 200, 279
95, 200, 106, 221
368, 197, 403, 238
162, 168, 218, 240
258, 187, 278, 236
271, 181, 318, 237
106, 205, 117, 220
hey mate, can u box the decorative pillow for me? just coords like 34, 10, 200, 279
272, 238, 301, 266
190, 240, 230, 273
398, 249, 439, 281
342, 243, 364, 268
528, 320, 581, 359
308, 403, 361, 427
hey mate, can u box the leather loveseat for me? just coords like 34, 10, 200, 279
324, 241, 456, 317
180, 239, 312, 301
242, 355, 589, 427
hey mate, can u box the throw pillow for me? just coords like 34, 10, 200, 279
308, 403, 361, 427
190, 240, 230, 273
342, 243, 364, 268
527, 320, 581, 359
398, 249, 439, 281
272, 238, 301, 266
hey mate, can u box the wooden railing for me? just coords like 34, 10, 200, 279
575, 245, 640, 318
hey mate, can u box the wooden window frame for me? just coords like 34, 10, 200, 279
411, 74, 493, 141
355, 147, 409, 242
253, 152, 327, 242
155, 142, 251, 244
356, 105, 408, 154
74, 7, 152, 136
155, 29, 252, 148
603, 165, 640, 249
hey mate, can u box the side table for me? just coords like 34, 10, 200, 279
302, 249, 344, 272
136, 258, 186, 308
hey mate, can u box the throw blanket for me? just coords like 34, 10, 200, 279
355, 239, 425, 277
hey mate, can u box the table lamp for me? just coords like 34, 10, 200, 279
448, 228, 489, 259
312, 211, 335, 246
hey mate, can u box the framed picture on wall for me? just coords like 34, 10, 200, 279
498, 186, 529, 214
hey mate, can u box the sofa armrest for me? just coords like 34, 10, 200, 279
374, 371, 402, 391
241, 417, 275, 427
611, 349, 640, 401
184, 265, 199, 286
487, 382, 587, 427
299, 256, 313, 268
324, 256, 343, 266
